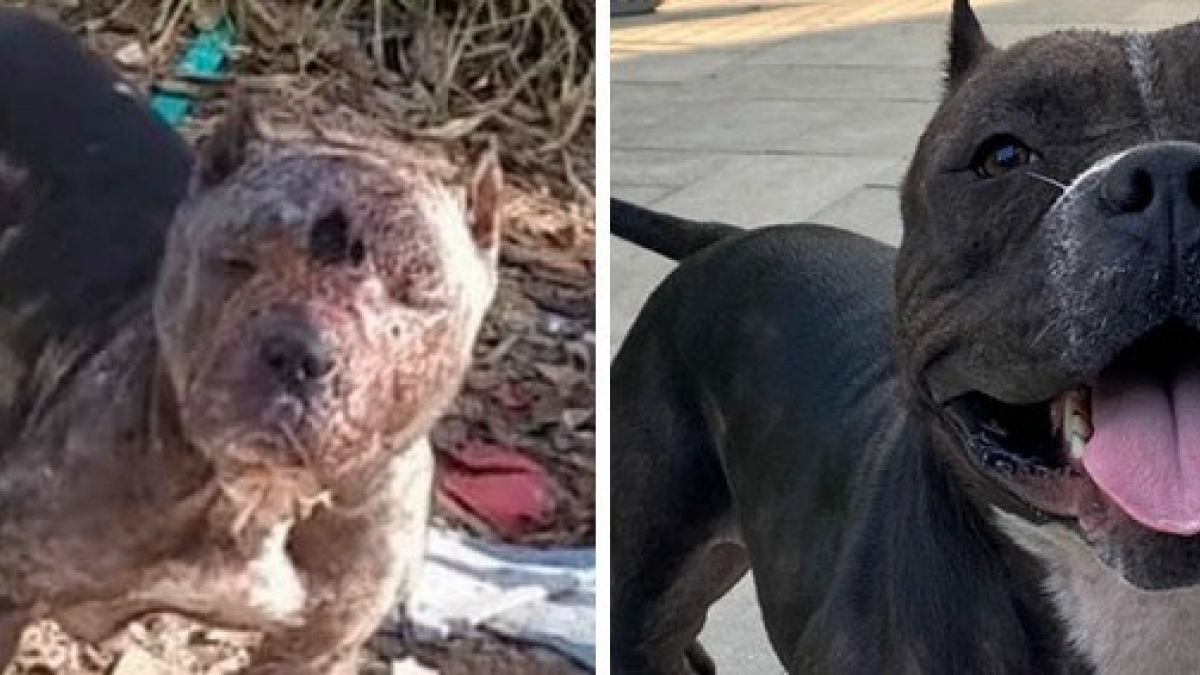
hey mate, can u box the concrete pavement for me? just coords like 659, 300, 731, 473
610, 0, 1200, 671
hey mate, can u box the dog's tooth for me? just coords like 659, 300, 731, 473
1069, 429, 1086, 461
1063, 388, 1092, 462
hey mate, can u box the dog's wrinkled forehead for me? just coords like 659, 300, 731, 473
164, 101, 501, 327
173, 152, 459, 321
222, 151, 376, 208
184, 150, 428, 251
931, 18, 1200, 171
932, 36, 1137, 167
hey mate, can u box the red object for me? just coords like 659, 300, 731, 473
437, 441, 554, 540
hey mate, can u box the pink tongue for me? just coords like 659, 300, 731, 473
1084, 365, 1200, 535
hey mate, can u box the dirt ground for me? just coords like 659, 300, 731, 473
1, 0, 594, 673
433, 230, 595, 547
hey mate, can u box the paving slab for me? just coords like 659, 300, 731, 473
609, 184, 678, 206
655, 154, 897, 225
677, 64, 942, 102
612, 47, 755, 83
612, 149, 735, 190
618, 97, 935, 155
810, 185, 905, 245
865, 157, 913, 188
741, 21, 948, 67
700, 576, 780, 674
610, 239, 673, 346
612, 81, 688, 127
1123, 3, 1200, 27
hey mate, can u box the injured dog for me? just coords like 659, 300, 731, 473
0, 18, 501, 672
611, 1, 1200, 673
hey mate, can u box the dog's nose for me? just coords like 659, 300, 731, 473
259, 330, 334, 388
1100, 142, 1200, 262
1101, 141, 1200, 217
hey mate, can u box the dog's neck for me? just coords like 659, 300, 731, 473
995, 510, 1200, 674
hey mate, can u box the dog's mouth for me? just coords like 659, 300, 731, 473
945, 322, 1200, 537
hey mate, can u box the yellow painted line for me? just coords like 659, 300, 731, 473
613, 0, 1020, 47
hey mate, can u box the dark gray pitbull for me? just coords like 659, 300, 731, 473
612, 1, 1200, 672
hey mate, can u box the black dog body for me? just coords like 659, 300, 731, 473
612, 201, 1075, 674
0, 8, 192, 438
613, 2, 1200, 672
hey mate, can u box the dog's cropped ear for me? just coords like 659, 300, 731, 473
946, 0, 993, 91
466, 144, 503, 252
193, 96, 260, 191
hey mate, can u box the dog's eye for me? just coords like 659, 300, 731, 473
971, 135, 1033, 178
214, 255, 257, 280
393, 285, 445, 311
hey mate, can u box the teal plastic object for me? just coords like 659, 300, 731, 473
149, 16, 235, 128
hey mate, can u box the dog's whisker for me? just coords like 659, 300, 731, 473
276, 419, 309, 467
1028, 171, 1068, 192
1030, 322, 1054, 349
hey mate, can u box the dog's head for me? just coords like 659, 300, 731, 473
899, 0, 1200, 589
153, 104, 500, 504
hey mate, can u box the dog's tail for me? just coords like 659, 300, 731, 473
612, 198, 740, 261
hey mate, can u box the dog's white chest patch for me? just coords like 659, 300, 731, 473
136, 520, 307, 627
242, 520, 308, 619
994, 510, 1200, 674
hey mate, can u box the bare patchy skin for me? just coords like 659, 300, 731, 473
0, 104, 501, 673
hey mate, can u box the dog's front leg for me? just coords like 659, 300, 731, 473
245, 579, 402, 675
245, 444, 432, 675
245, 600, 386, 675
